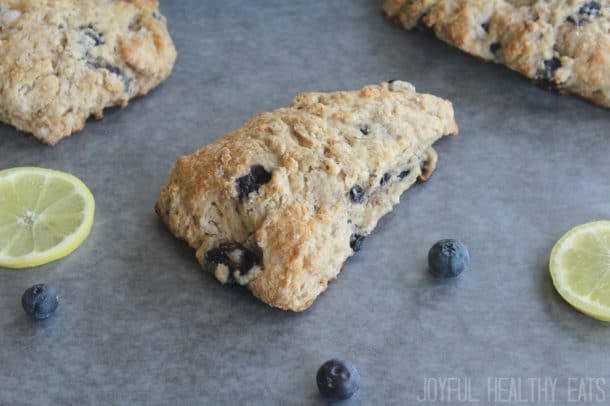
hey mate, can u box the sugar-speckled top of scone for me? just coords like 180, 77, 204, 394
0, 0, 177, 144
383, 0, 610, 107
156, 82, 458, 311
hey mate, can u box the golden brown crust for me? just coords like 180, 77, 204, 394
384, 0, 610, 107
0, 0, 177, 144
156, 81, 458, 311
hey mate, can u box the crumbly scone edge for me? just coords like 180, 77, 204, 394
383, 0, 610, 108
0, 0, 177, 144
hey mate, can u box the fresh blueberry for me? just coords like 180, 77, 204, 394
349, 185, 365, 203
350, 234, 365, 252
235, 165, 272, 201
22, 284, 59, 320
428, 239, 469, 278
316, 359, 361, 400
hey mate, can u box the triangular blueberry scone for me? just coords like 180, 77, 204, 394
0, 0, 176, 144
383, 0, 610, 108
156, 82, 458, 311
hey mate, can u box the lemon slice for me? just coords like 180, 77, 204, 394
550, 221, 610, 321
0, 167, 95, 269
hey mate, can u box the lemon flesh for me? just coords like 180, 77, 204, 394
0, 167, 95, 269
550, 221, 610, 321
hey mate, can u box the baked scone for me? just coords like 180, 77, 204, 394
156, 82, 458, 311
0, 0, 177, 145
383, 0, 610, 108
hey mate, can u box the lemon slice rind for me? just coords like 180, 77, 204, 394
0, 167, 95, 269
550, 221, 610, 321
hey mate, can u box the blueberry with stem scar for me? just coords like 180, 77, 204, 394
316, 359, 361, 400
428, 239, 470, 278
22, 284, 59, 320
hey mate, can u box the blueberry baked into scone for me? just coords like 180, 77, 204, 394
383, 0, 610, 108
156, 82, 458, 311
0, 0, 177, 145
